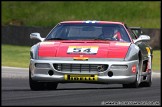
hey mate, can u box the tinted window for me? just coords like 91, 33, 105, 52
127, 28, 138, 40
46, 23, 131, 42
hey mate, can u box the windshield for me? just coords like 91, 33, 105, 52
45, 23, 131, 42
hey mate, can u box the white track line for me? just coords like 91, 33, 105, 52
2, 66, 28, 70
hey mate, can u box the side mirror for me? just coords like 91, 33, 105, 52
134, 35, 150, 43
30, 33, 45, 42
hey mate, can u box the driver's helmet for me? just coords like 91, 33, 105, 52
113, 28, 122, 40
102, 27, 113, 36
114, 28, 119, 34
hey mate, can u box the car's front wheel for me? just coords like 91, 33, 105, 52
122, 70, 140, 88
141, 56, 152, 87
140, 71, 152, 87
145, 71, 152, 87
123, 58, 141, 88
29, 69, 58, 91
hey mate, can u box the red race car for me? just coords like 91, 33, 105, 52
29, 20, 153, 90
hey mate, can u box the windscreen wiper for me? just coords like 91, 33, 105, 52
94, 37, 114, 41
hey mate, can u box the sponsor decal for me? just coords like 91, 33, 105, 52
67, 46, 98, 54
64, 74, 98, 81
73, 56, 89, 61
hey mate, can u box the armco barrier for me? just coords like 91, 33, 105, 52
2, 25, 52, 46
1, 25, 161, 49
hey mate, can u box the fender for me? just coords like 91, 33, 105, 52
30, 43, 40, 59
125, 44, 140, 61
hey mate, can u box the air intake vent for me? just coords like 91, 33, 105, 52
53, 64, 108, 72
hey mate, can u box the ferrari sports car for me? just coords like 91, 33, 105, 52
29, 20, 153, 90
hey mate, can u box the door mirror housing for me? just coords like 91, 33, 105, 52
30, 33, 45, 42
134, 35, 150, 43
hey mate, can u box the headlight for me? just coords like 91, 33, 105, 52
35, 63, 50, 68
110, 65, 128, 70
30, 51, 33, 59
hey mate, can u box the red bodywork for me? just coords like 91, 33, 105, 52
38, 40, 131, 58
38, 21, 132, 59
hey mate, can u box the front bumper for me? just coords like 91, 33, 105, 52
29, 58, 138, 84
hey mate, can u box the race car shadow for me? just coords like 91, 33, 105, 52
56, 86, 146, 91
1, 84, 145, 92
2, 86, 146, 92
55, 83, 146, 91
57, 87, 123, 91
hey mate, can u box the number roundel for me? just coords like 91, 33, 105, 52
67, 46, 98, 54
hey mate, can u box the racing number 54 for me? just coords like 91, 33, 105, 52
73, 48, 91, 53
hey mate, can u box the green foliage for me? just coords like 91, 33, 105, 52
2, 1, 160, 28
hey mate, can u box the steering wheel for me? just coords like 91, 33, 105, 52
99, 34, 118, 41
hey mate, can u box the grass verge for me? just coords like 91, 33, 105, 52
152, 50, 161, 71
2, 45, 30, 68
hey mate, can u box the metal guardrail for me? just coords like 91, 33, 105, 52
1, 25, 160, 49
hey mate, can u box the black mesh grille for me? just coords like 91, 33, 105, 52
53, 64, 108, 72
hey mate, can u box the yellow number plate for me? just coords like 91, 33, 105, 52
64, 74, 98, 81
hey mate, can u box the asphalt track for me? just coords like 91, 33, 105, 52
1, 67, 161, 106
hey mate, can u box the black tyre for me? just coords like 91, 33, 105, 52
29, 70, 45, 90
140, 72, 152, 87
46, 82, 58, 90
145, 72, 152, 87
122, 72, 140, 88
123, 57, 142, 88
29, 69, 58, 91
140, 56, 152, 87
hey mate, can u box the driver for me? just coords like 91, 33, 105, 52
99, 27, 114, 39
113, 29, 125, 41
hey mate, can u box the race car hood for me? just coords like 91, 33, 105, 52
38, 40, 131, 58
